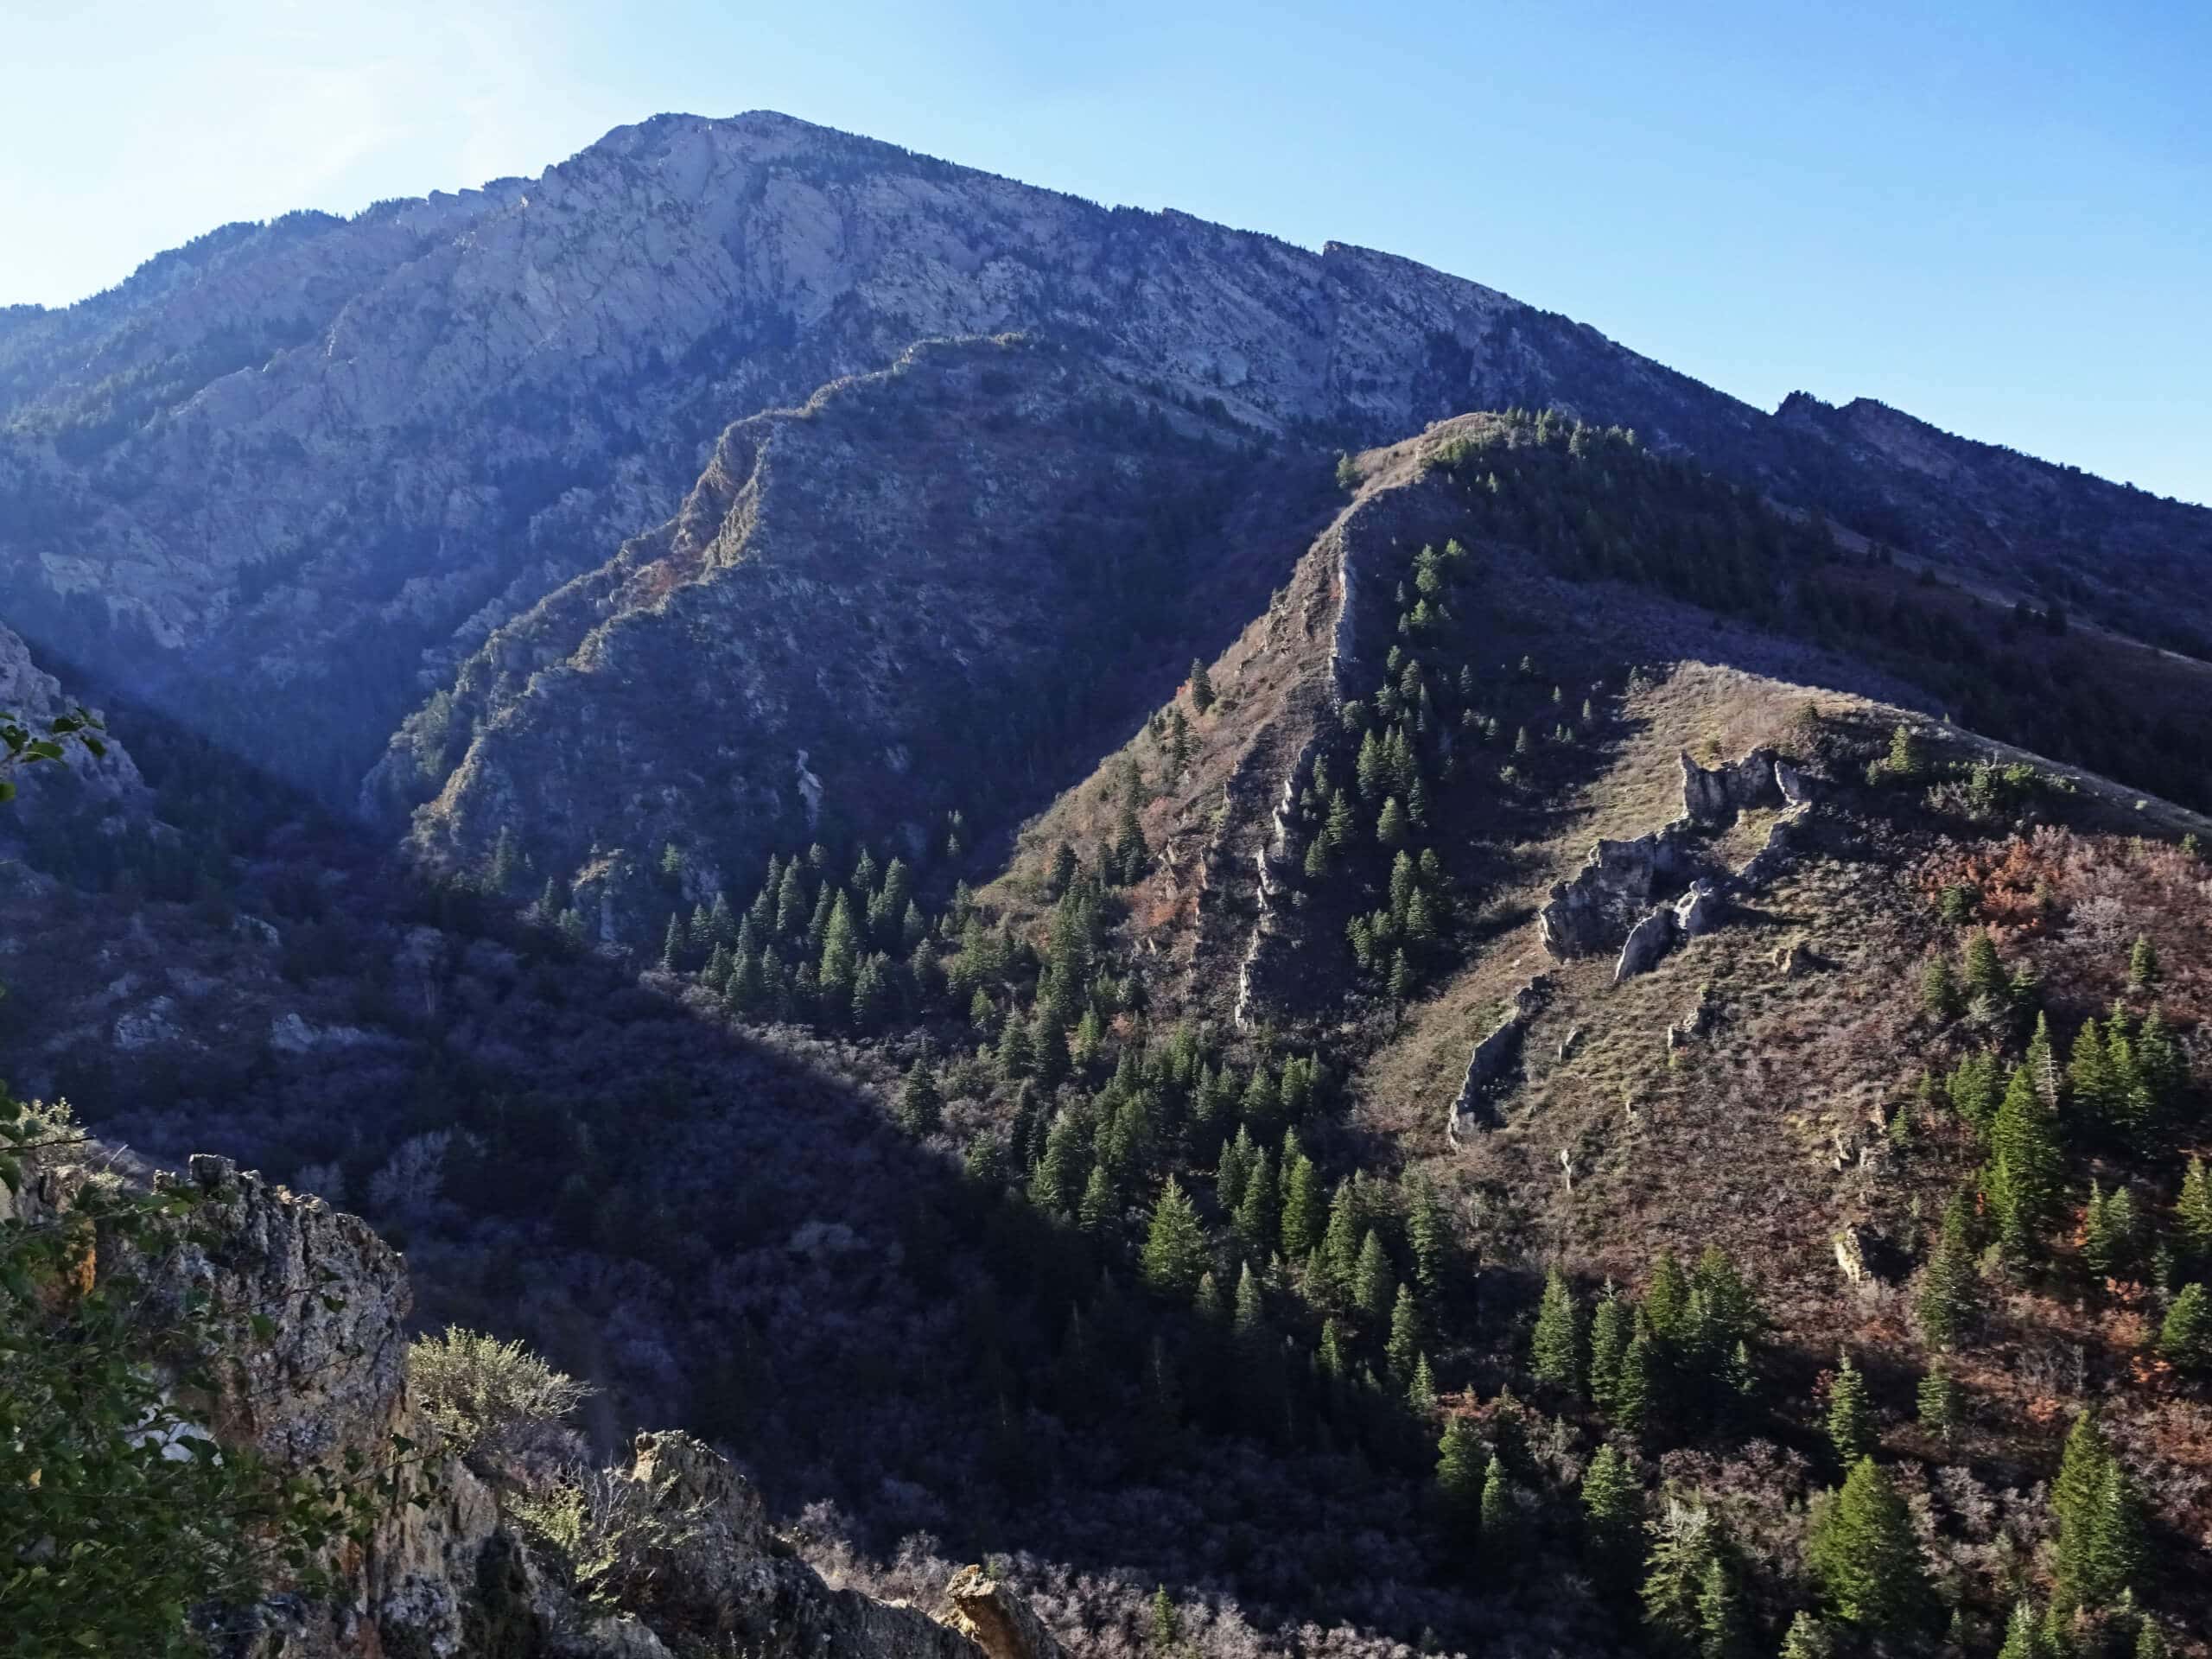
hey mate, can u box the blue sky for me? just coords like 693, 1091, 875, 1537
3, 1, 2205, 504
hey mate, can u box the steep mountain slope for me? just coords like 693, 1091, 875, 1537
7, 111, 2207, 805
372, 333, 1332, 926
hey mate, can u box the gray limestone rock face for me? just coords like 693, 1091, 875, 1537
1612, 906, 1678, 984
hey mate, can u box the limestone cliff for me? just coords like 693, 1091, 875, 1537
9, 1147, 1059, 1659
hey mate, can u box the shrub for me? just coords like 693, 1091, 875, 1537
408, 1325, 595, 1469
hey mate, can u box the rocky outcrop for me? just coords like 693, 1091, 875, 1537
1537, 829, 1688, 957
944, 1567, 1065, 1659
1679, 746, 1782, 824
1548, 746, 1818, 983
0, 622, 143, 811
1447, 975, 1548, 1140
15, 1146, 1058, 1659
1613, 907, 1679, 985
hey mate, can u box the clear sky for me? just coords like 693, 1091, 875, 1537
3, 1, 2205, 504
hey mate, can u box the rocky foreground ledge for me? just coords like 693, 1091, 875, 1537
10, 1151, 1061, 1659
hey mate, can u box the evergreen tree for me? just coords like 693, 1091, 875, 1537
1916, 1362, 1961, 1445
1376, 795, 1409, 849
1141, 1179, 1207, 1296
1324, 788, 1357, 854
1150, 1586, 1178, 1651
2052, 1410, 2138, 1617
1279, 1148, 1325, 1258
1435, 1417, 1487, 1533
2128, 933, 2161, 993
1963, 931, 2009, 1004
2137, 1621, 2171, 1659
488, 824, 524, 894
2159, 1281, 2210, 1373
1644, 1250, 1692, 1349
1826, 1351, 1875, 1466
1385, 1284, 1423, 1382
1316, 1317, 1348, 1383
1234, 1148, 1278, 1256
1354, 1230, 1395, 1323
819, 891, 861, 1003
1078, 1165, 1120, 1236
1641, 1500, 1718, 1653
1408, 1352, 1438, 1414
1695, 1554, 1747, 1659
1387, 949, 1414, 1004
895, 1061, 942, 1136
1917, 1195, 1976, 1348
1808, 1458, 1931, 1634
1589, 1282, 1631, 1415
1479, 1459, 1515, 1560
1215, 1127, 1253, 1210
660, 912, 687, 973
1776, 1613, 1837, 1659
1612, 1322, 1656, 1440
1922, 954, 1961, 1020
1531, 1266, 1583, 1397
1321, 1182, 1364, 1300
1028, 1114, 1083, 1216
1987, 1065, 2063, 1243
1232, 1262, 1267, 1342
2083, 1180, 2139, 1281
1188, 658, 1216, 715
1995, 1601, 2048, 1659
995, 1011, 1034, 1080
2069, 1017, 2116, 1124
1580, 1442, 1643, 1577
1407, 1174, 1450, 1305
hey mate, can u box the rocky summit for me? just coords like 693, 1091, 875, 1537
5, 107, 2212, 1659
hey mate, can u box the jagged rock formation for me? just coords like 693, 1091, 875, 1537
0, 622, 143, 810
10, 1147, 1061, 1659
1536, 829, 1689, 957
1446, 974, 1549, 1140
1541, 745, 1818, 985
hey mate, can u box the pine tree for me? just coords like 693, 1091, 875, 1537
2052, 1409, 2137, 1616
895, 1061, 942, 1136
1776, 1612, 1837, 1659
1316, 1317, 1347, 1383
1141, 1178, 1207, 1296
2159, 1281, 2210, 1373
1435, 1418, 1486, 1533
1407, 1352, 1438, 1414
1232, 1262, 1266, 1341
1376, 795, 1409, 849
1387, 949, 1414, 1004
1695, 1554, 1747, 1659
1385, 1284, 1423, 1382
1826, 1352, 1875, 1466
1188, 658, 1216, 715
2069, 1017, 2115, 1123
2177, 1158, 2212, 1268
2128, 933, 2161, 993
2084, 1180, 2139, 1281
2137, 1620, 2171, 1659
1987, 1065, 2063, 1242
1917, 1198, 1976, 1349
1641, 1499, 1718, 1652
1963, 931, 2009, 1005
1916, 1362, 1961, 1444
1354, 1230, 1395, 1323
1612, 1322, 1655, 1439
1321, 1181, 1363, 1300
1279, 1149, 1325, 1258
488, 824, 523, 894
1922, 955, 1961, 1020
995, 1011, 1034, 1080
1150, 1586, 1178, 1651
1407, 1174, 1450, 1305
1078, 1165, 1119, 1236
1324, 788, 1357, 854
1995, 1600, 2047, 1659
2025, 1012, 2062, 1105
1028, 1114, 1083, 1216
1531, 1266, 1583, 1397
1234, 1148, 1278, 1256
1580, 1442, 1643, 1576
1589, 1282, 1631, 1415
660, 912, 687, 973
1479, 1459, 1515, 1560
819, 891, 861, 1004
1808, 1458, 1931, 1633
